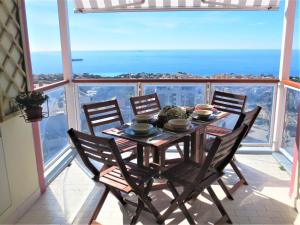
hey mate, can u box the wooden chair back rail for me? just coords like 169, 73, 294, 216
83, 99, 124, 135
130, 93, 161, 115
69, 128, 140, 187
212, 91, 247, 115
195, 125, 248, 183
241, 106, 262, 137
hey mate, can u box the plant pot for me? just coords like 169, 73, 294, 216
24, 106, 43, 121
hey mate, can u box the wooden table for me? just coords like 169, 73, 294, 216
103, 111, 229, 168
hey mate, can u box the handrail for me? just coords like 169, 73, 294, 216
34, 80, 70, 92
283, 80, 300, 90
73, 78, 279, 84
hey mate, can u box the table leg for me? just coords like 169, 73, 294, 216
191, 128, 205, 164
137, 143, 144, 168
183, 136, 190, 161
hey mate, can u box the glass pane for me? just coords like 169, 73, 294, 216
290, 3, 299, 82
40, 87, 69, 165
212, 85, 275, 144
143, 85, 206, 107
67, 0, 284, 80
78, 85, 136, 134
281, 88, 300, 156
25, 0, 64, 87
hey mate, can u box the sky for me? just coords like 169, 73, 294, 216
25, 0, 299, 51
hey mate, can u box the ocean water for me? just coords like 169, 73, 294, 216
30, 49, 299, 77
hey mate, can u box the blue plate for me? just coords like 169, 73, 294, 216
192, 114, 216, 122
124, 127, 158, 137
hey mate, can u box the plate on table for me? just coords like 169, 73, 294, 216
124, 127, 158, 137
191, 113, 216, 122
164, 122, 193, 133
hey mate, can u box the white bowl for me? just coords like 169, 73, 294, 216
168, 119, 190, 129
195, 104, 214, 111
131, 123, 153, 134
194, 109, 213, 116
135, 114, 153, 122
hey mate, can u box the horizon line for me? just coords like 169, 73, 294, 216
30, 48, 293, 53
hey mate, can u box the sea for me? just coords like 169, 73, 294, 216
30, 49, 299, 77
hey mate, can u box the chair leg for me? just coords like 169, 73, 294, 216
207, 186, 232, 224
89, 186, 110, 225
175, 143, 184, 158
217, 179, 234, 200
110, 188, 126, 205
230, 160, 248, 185
134, 179, 161, 224
167, 181, 195, 225
130, 199, 144, 225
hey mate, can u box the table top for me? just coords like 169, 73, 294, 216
103, 124, 197, 148
103, 111, 229, 148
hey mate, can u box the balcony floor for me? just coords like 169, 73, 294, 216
17, 154, 297, 225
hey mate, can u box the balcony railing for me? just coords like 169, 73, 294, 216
38, 78, 299, 175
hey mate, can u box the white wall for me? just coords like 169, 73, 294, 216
0, 116, 40, 223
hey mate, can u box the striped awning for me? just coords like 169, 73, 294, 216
73, 0, 280, 13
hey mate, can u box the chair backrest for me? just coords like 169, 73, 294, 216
83, 99, 124, 136
195, 125, 248, 183
240, 106, 262, 138
68, 128, 133, 185
211, 91, 247, 115
68, 128, 118, 178
130, 93, 161, 115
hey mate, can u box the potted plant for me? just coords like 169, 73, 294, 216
15, 91, 49, 122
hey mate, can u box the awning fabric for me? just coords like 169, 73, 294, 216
74, 0, 280, 13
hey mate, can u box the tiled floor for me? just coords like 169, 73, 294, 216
17, 154, 298, 225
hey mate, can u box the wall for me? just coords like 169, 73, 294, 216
0, 116, 40, 223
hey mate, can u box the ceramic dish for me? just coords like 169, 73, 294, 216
164, 122, 193, 132
130, 123, 153, 134
124, 127, 157, 137
168, 119, 190, 129
195, 104, 214, 111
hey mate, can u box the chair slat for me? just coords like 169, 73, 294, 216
86, 106, 118, 116
90, 112, 120, 122
212, 91, 246, 114
130, 93, 161, 115
213, 96, 244, 105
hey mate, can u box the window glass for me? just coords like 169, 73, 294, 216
40, 87, 69, 165
67, 0, 284, 80
281, 88, 300, 157
25, 0, 64, 87
143, 84, 206, 107
212, 84, 275, 144
78, 85, 136, 135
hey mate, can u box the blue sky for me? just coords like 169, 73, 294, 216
25, 0, 299, 51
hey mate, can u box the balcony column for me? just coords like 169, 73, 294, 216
57, 0, 78, 130
272, 0, 296, 151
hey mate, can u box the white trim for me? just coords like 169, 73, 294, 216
273, 0, 297, 152
57, 0, 78, 131
3, 188, 40, 224
279, 147, 293, 162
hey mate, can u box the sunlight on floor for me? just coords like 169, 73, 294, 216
17, 154, 297, 225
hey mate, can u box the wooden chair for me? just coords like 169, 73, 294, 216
83, 99, 136, 164
68, 129, 161, 225
206, 106, 262, 196
211, 90, 247, 114
157, 125, 248, 225
130, 93, 184, 159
